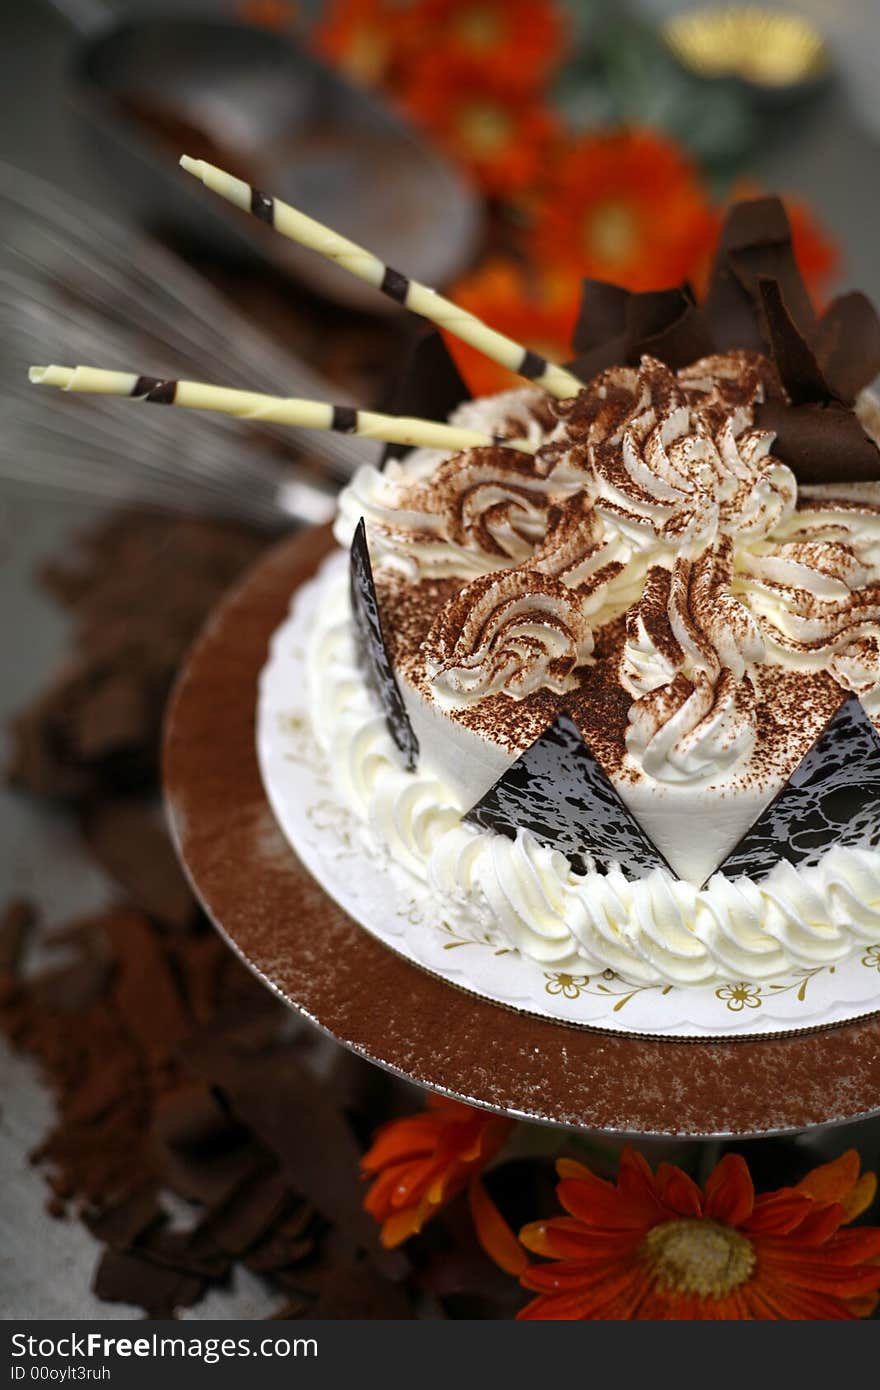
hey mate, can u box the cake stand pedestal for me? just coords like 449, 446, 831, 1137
163, 525, 880, 1138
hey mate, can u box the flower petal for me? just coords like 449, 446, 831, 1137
519, 1217, 640, 1262
381, 1197, 433, 1248
361, 1117, 446, 1172
842, 1172, 878, 1224
745, 1276, 865, 1320
795, 1150, 861, 1206
755, 1252, 880, 1297
468, 1175, 528, 1276
518, 1266, 646, 1320
521, 1255, 644, 1295
655, 1163, 703, 1217
746, 1192, 812, 1234
703, 1154, 755, 1227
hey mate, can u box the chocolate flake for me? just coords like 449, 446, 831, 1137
350, 519, 419, 769
3, 511, 472, 1320
380, 328, 471, 465
84, 1187, 163, 1249
705, 196, 817, 352
758, 277, 831, 405
566, 199, 880, 486
82, 799, 196, 932
815, 292, 880, 404
756, 397, 880, 484
466, 712, 673, 879
309, 1258, 414, 1320
180, 1033, 396, 1270
92, 1248, 205, 1317
570, 282, 713, 379
719, 695, 880, 880
7, 513, 266, 800
104, 909, 192, 1062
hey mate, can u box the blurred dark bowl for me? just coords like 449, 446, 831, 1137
69, 18, 483, 313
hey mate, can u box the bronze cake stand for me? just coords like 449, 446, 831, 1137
163, 524, 880, 1138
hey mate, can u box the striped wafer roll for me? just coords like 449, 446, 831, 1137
28, 365, 537, 455
179, 156, 584, 401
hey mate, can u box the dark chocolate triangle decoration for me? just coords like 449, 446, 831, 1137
380, 329, 471, 467
465, 713, 672, 879
350, 519, 419, 769
718, 695, 880, 881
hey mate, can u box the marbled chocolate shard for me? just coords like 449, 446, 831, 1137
465, 712, 671, 879
719, 695, 880, 881
350, 519, 419, 770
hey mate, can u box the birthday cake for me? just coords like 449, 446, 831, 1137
304, 199, 880, 987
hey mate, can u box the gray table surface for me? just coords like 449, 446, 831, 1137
2, 0, 880, 1321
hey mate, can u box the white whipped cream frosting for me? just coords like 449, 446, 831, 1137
305, 559, 880, 987
335, 364, 880, 789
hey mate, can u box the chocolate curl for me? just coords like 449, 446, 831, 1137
755, 277, 880, 483
757, 397, 880, 484
815, 292, 880, 403
758, 277, 830, 404
570, 281, 713, 379
705, 196, 817, 352
381, 328, 471, 465
571, 280, 630, 360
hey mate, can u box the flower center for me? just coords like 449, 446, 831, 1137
455, 8, 505, 52
585, 201, 640, 264
346, 29, 390, 83
457, 102, 512, 158
640, 1218, 756, 1299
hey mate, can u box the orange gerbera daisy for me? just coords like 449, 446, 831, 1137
238, 0, 299, 30
362, 1094, 526, 1274
313, 0, 420, 87
413, 0, 567, 89
519, 1147, 880, 1320
397, 59, 560, 196
444, 257, 581, 396
529, 128, 716, 292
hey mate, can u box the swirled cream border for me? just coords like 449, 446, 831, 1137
255, 557, 880, 1038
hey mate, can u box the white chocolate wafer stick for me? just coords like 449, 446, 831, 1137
28, 365, 537, 454
179, 155, 584, 401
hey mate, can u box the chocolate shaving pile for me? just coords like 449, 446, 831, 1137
7, 514, 266, 801
1, 891, 412, 1317
1, 509, 524, 1320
